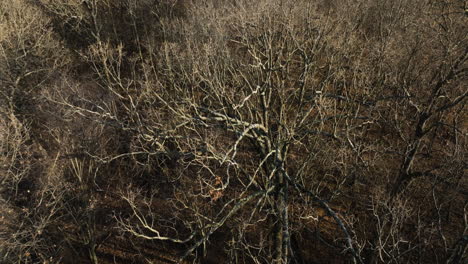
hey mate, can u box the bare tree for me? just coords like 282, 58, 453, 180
1, 0, 466, 263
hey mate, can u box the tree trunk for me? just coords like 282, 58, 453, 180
273, 169, 289, 264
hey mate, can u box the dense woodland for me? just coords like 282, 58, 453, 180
0, 0, 467, 263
